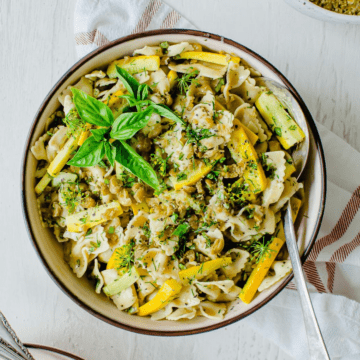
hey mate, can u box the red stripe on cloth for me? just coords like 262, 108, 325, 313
286, 281, 297, 290
75, 30, 110, 47
326, 262, 337, 292
308, 186, 360, 261
160, 10, 181, 29
303, 261, 327, 293
75, 30, 96, 45
132, 0, 162, 34
94, 30, 110, 47
326, 232, 360, 292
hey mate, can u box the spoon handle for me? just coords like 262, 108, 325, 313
284, 204, 330, 359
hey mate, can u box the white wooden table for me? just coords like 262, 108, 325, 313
1, 0, 359, 359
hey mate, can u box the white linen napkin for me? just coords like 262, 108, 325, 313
74, 1, 360, 359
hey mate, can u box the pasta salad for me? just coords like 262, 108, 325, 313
32, 41, 305, 321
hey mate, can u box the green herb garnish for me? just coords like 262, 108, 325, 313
67, 67, 185, 192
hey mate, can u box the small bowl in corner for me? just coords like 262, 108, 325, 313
284, 0, 360, 24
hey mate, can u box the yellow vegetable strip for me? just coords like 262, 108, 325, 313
173, 161, 213, 190
178, 52, 240, 65
35, 172, 53, 195
131, 201, 150, 215
103, 267, 140, 297
255, 92, 305, 150
231, 119, 258, 146
106, 245, 128, 271
284, 153, 296, 180
104, 89, 123, 108
228, 126, 267, 193
78, 123, 92, 146
47, 132, 81, 177
138, 279, 182, 316
66, 201, 123, 232
167, 70, 178, 90
239, 237, 285, 304
214, 104, 258, 145
179, 257, 232, 284
107, 56, 160, 77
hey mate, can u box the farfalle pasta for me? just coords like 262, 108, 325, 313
32, 41, 306, 321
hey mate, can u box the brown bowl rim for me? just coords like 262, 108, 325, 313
25, 343, 85, 360
21, 28, 327, 337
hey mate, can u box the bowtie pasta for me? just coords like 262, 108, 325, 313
32, 41, 305, 321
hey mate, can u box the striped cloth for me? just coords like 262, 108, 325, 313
74, 1, 360, 358
74, 0, 195, 59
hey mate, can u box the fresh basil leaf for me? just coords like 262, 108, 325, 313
137, 83, 150, 101
115, 66, 140, 98
151, 104, 185, 125
90, 127, 109, 142
114, 140, 160, 190
110, 107, 154, 140
67, 136, 105, 167
172, 223, 190, 238
141, 84, 150, 100
104, 141, 116, 167
72, 88, 114, 127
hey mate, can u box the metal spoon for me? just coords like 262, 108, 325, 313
256, 77, 331, 359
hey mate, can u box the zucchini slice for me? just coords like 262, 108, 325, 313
255, 92, 305, 149
103, 267, 140, 297
35, 172, 53, 195
178, 52, 240, 65
107, 56, 160, 77
66, 201, 123, 232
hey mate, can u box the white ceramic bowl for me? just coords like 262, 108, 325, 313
284, 0, 360, 24
21, 29, 326, 336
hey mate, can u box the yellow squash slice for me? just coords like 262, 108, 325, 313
214, 102, 258, 144
239, 237, 285, 304
230, 119, 258, 147
107, 56, 160, 77
104, 90, 123, 107
173, 161, 214, 191
268, 140, 281, 152
35, 172, 53, 195
138, 279, 182, 316
167, 70, 178, 90
66, 201, 123, 232
179, 257, 232, 284
284, 153, 296, 180
178, 52, 240, 65
255, 92, 305, 150
78, 123, 92, 146
107, 245, 129, 271
131, 201, 150, 215
228, 126, 267, 193
47, 132, 81, 177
